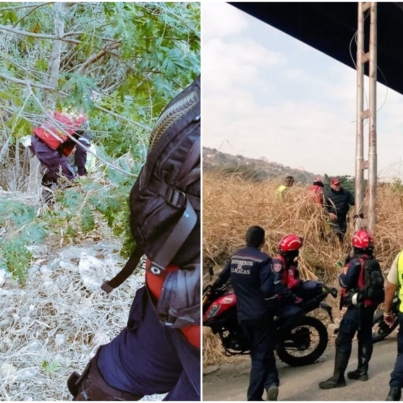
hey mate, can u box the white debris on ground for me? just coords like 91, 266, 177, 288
0, 240, 166, 401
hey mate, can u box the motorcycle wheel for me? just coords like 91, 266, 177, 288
276, 316, 328, 367
372, 309, 399, 343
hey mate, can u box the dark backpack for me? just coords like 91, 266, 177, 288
358, 257, 385, 304
102, 76, 201, 329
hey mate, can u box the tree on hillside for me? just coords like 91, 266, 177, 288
0, 2, 200, 191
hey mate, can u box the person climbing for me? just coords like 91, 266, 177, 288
30, 111, 91, 187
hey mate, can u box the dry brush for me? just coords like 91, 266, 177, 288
203, 172, 403, 364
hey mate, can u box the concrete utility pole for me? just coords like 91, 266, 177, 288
355, 2, 377, 232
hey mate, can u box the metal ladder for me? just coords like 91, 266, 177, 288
355, 2, 377, 231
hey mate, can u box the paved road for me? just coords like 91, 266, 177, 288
203, 337, 398, 401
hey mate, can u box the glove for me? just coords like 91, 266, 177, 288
77, 166, 87, 176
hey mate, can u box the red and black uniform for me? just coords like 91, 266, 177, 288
68, 261, 200, 401
307, 184, 324, 205
319, 229, 379, 390
146, 259, 199, 349
30, 112, 90, 185
272, 255, 302, 304
337, 254, 378, 350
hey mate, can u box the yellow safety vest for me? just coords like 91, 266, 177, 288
277, 185, 287, 197
397, 251, 403, 312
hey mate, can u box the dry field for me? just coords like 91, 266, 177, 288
203, 172, 403, 364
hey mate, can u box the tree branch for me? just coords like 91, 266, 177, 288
103, 48, 136, 73
13, 2, 55, 28
143, 37, 186, 40
0, 3, 54, 11
76, 42, 121, 74
0, 24, 81, 44
0, 72, 67, 94
93, 105, 151, 132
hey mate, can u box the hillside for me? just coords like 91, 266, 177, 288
203, 147, 319, 184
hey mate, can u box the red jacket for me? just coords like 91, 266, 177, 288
307, 184, 324, 205
145, 259, 200, 350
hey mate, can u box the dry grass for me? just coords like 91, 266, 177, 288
203, 172, 403, 364
0, 242, 171, 401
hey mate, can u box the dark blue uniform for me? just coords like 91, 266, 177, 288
319, 254, 378, 389
215, 247, 276, 320
337, 256, 376, 354
214, 246, 278, 401
324, 187, 354, 242
337, 256, 377, 379
97, 286, 199, 400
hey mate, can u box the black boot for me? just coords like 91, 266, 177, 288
386, 387, 401, 401
319, 349, 350, 389
347, 343, 372, 381
265, 385, 279, 401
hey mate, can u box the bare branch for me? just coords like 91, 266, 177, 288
0, 72, 67, 94
93, 104, 151, 132
0, 52, 46, 82
13, 2, 55, 28
103, 48, 136, 73
76, 42, 121, 74
103, 78, 126, 93
0, 24, 81, 44
0, 2, 54, 12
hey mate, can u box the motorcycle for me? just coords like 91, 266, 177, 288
203, 281, 338, 367
372, 290, 399, 343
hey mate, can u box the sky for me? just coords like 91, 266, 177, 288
202, 3, 403, 179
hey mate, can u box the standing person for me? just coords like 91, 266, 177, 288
67, 77, 201, 401
324, 177, 355, 243
384, 250, 403, 401
319, 230, 384, 390
277, 175, 294, 198
30, 112, 90, 186
307, 176, 324, 205
307, 177, 326, 239
211, 226, 279, 401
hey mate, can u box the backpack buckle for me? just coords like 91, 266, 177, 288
149, 262, 164, 276
166, 187, 186, 208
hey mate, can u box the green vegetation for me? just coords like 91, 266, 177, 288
0, 2, 200, 282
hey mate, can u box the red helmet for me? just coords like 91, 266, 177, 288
278, 234, 303, 253
352, 230, 374, 249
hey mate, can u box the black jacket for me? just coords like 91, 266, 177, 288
214, 246, 276, 322
324, 187, 354, 221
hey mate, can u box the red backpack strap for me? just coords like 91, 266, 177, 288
357, 257, 366, 289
